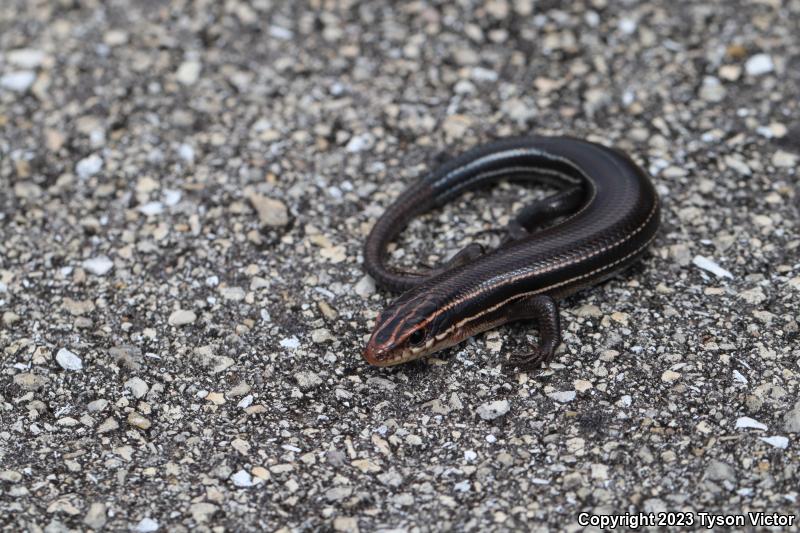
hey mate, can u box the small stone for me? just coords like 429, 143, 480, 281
83, 502, 107, 530
64, 298, 95, 316
352, 459, 381, 473
692, 255, 733, 279
669, 244, 693, 267
476, 400, 510, 420
610, 312, 628, 325
13, 373, 48, 391
231, 470, 256, 487
82, 256, 113, 276
0, 470, 22, 482
548, 390, 576, 403
345, 133, 373, 153
138, 202, 163, 216
745, 53, 774, 76
294, 371, 323, 390
280, 337, 300, 349
103, 30, 128, 46
699, 77, 726, 102
97, 417, 119, 433
784, 405, 800, 433
8, 48, 46, 68
0, 71, 36, 92
227, 382, 251, 397
125, 377, 149, 399
220, 287, 245, 301
442, 115, 472, 142
575, 304, 602, 318
168, 309, 196, 326
133, 518, 159, 532
127, 412, 152, 430
325, 486, 353, 502
591, 464, 609, 479
735, 416, 767, 431
354, 275, 376, 298
618, 18, 637, 34
76, 154, 103, 179
205, 392, 225, 405
562, 472, 583, 489
574, 380, 592, 392
56, 348, 83, 371
705, 460, 736, 482
724, 155, 751, 175
718, 64, 741, 81
319, 245, 347, 263
88, 399, 109, 412
248, 193, 289, 227
772, 150, 799, 168
176, 61, 201, 84
737, 287, 766, 305
311, 328, 332, 343
252, 467, 270, 480
333, 516, 359, 532
759, 436, 788, 449
661, 370, 681, 382
189, 502, 218, 523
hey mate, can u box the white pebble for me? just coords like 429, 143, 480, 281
464, 450, 477, 462
735, 416, 767, 431
692, 255, 733, 279
618, 18, 637, 34
745, 54, 774, 76
76, 154, 103, 179
354, 275, 376, 298
56, 348, 83, 371
346, 133, 373, 153
231, 470, 256, 487
476, 400, 510, 420
178, 144, 195, 162
163, 189, 182, 206
176, 61, 201, 85
82, 256, 114, 276
548, 390, 576, 403
237, 395, 254, 409
0, 71, 36, 92
453, 480, 470, 492
8, 49, 46, 68
125, 377, 149, 399
134, 518, 159, 532
168, 309, 196, 326
280, 336, 300, 349
138, 202, 164, 216
269, 26, 293, 40
759, 436, 788, 449
732, 370, 748, 384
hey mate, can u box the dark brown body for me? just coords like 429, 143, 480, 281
363, 136, 660, 367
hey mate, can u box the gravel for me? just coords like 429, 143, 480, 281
1, 0, 799, 531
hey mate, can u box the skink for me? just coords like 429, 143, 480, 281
362, 136, 660, 369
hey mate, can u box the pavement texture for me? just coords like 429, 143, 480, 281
2, 0, 800, 531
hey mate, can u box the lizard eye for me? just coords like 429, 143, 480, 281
408, 329, 426, 346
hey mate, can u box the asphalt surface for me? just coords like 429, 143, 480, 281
1, 1, 799, 531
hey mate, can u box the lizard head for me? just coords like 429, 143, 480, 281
363, 288, 462, 366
